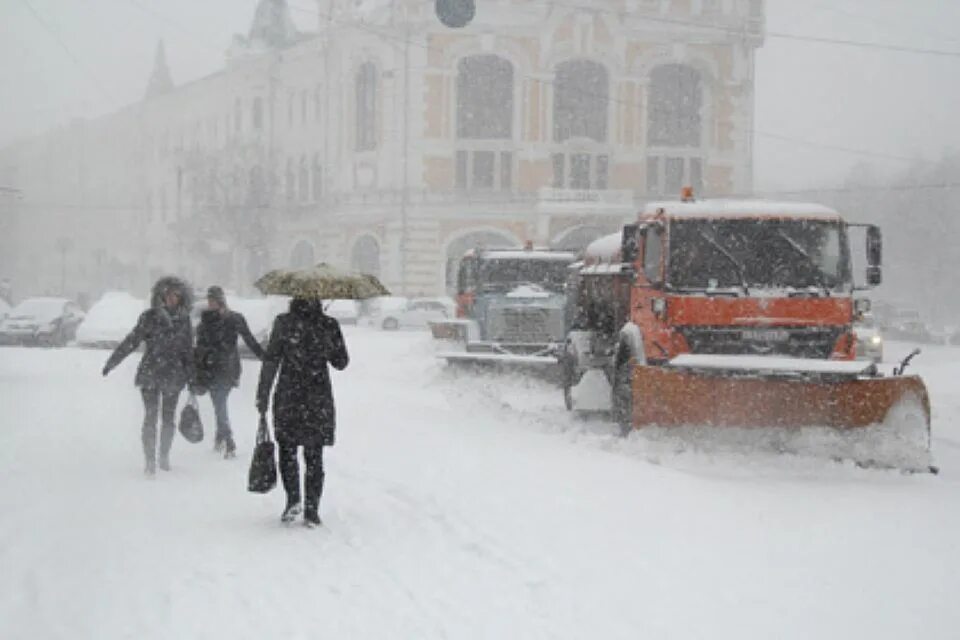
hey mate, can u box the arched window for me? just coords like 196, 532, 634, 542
444, 230, 516, 292
456, 55, 513, 139
356, 63, 378, 151
455, 55, 514, 191
648, 64, 702, 148
290, 241, 315, 269
312, 153, 323, 201
351, 236, 380, 277
554, 60, 608, 143
285, 158, 295, 203
252, 97, 263, 131
298, 156, 309, 202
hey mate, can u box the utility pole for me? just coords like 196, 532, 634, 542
400, 8, 411, 295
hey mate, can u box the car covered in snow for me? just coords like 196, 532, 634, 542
325, 299, 360, 325
853, 313, 883, 363
76, 291, 146, 349
361, 296, 455, 331
0, 297, 85, 346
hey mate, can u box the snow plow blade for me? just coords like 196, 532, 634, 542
632, 355, 930, 435
436, 351, 559, 367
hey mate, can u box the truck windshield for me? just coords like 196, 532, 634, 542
667, 219, 849, 292
479, 258, 570, 292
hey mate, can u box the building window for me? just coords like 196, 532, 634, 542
285, 158, 295, 203
249, 165, 266, 207
301, 90, 308, 125
314, 87, 322, 124
553, 60, 609, 143
455, 55, 514, 190
234, 98, 242, 133
648, 64, 702, 148
646, 155, 704, 196
356, 62, 378, 151
457, 55, 513, 139
252, 97, 263, 131
298, 156, 309, 202
312, 153, 322, 201
288, 93, 295, 127
552, 153, 610, 190
455, 150, 514, 191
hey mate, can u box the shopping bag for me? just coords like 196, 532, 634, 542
178, 393, 204, 443
248, 415, 277, 493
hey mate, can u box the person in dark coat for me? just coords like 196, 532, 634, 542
194, 285, 265, 458
256, 297, 349, 527
102, 276, 194, 475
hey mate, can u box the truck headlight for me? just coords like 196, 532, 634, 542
870, 335, 882, 345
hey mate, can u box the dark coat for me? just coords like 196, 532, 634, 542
105, 276, 194, 394
256, 299, 349, 447
195, 309, 265, 389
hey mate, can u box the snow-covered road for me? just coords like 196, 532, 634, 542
1, 329, 959, 639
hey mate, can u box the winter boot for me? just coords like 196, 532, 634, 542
158, 453, 171, 472
281, 501, 302, 524
213, 434, 224, 453
144, 458, 157, 476
223, 436, 237, 460
303, 509, 322, 529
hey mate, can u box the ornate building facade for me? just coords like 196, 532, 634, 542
0, 0, 765, 300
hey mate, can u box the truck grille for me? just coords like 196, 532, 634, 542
494, 308, 551, 343
677, 326, 843, 359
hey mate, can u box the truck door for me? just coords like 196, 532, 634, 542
635, 223, 666, 362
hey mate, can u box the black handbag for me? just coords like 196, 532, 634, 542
178, 393, 204, 443
248, 415, 277, 494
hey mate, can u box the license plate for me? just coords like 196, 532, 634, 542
741, 329, 790, 342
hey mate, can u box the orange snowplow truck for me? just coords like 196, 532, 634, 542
562, 196, 931, 446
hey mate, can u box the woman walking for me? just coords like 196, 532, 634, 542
194, 286, 265, 458
102, 276, 194, 475
256, 298, 349, 527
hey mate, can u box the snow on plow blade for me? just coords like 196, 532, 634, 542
633, 355, 931, 435
436, 351, 560, 367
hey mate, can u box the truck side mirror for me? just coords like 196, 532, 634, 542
866, 225, 882, 286
621, 224, 640, 264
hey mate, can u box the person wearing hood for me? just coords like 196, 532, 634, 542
256, 297, 349, 527
102, 276, 195, 475
194, 286, 265, 458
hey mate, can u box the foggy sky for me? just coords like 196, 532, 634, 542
1, 0, 959, 191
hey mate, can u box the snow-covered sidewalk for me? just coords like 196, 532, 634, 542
1, 329, 958, 639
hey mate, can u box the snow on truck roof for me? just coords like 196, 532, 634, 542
643, 199, 841, 220
474, 249, 577, 261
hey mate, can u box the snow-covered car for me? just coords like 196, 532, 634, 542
76, 291, 145, 349
853, 314, 883, 363
325, 299, 360, 325
0, 297, 85, 347
229, 295, 290, 358
362, 296, 454, 331
887, 319, 932, 344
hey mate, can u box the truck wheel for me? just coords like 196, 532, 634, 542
611, 357, 634, 437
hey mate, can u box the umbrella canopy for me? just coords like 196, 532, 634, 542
254, 263, 390, 300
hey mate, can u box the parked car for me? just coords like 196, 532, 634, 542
0, 297, 85, 346
886, 319, 932, 343
325, 299, 360, 325
853, 314, 883, 363
361, 296, 454, 331
76, 291, 146, 349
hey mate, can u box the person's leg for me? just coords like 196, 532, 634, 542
278, 440, 302, 521
303, 444, 325, 526
157, 390, 180, 470
210, 384, 234, 456
140, 388, 160, 474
